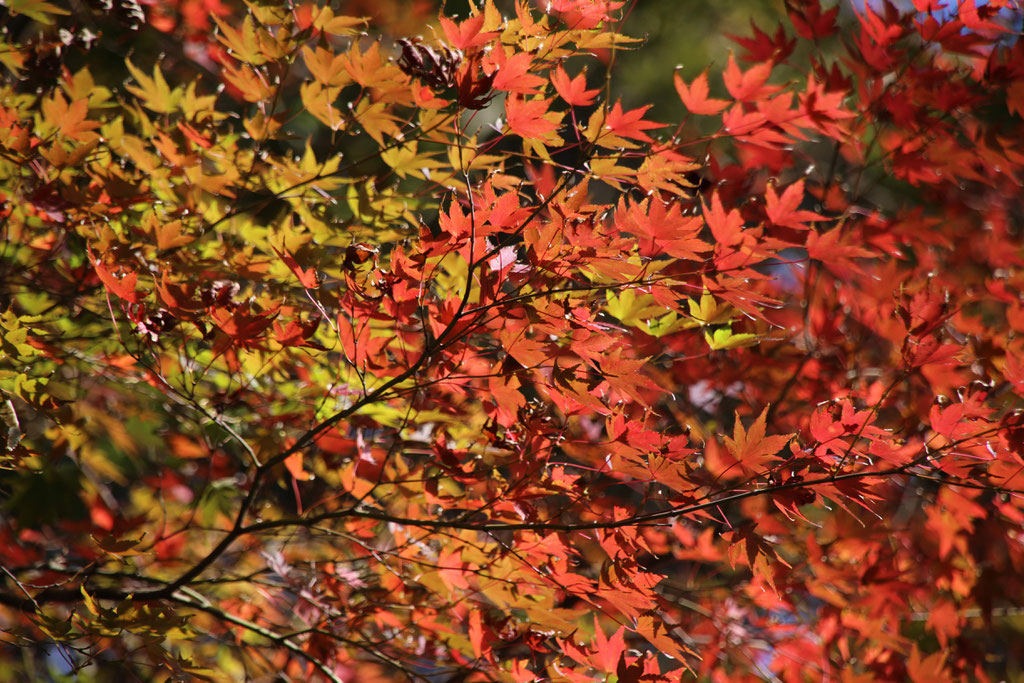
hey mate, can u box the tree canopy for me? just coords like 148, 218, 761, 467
2, 0, 1024, 680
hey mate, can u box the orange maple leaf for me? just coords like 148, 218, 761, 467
551, 65, 600, 107
674, 70, 729, 115
505, 96, 563, 143
723, 406, 793, 470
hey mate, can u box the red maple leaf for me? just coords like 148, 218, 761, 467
765, 179, 828, 229
729, 21, 797, 63
785, 0, 840, 40
92, 258, 143, 304
273, 247, 319, 289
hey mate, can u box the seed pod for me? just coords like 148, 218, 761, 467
396, 38, 463, 91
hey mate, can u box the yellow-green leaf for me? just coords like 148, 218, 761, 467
125, 60, 181, 115
704, 327, 759, 351
1, 0, 69, 24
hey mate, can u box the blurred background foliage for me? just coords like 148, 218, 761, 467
613, 2, 781, 111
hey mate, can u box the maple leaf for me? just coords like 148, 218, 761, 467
729, 20, 797, 63
721, 103, 769, 137
340, 41, 405, 91
958, 0, 1008, 35
210, 304, 278, 351
272, 247, 319, 289
674, 70, 730, 115
636, 145, 700, 195
1003, 352, 1024, 396
616, 196, 710, 260
273, 317, 323, 349
500, 328, 549, 368
723, 407, 793, 471
704, 327, 759, 350
902, 335, 961, 369
785, 0, 840, 39
457, 53, 497, 109
439, 13, 496, 51
599, 349, 660, 404
480, 182, 529, 228
896, 287, 951, 337
438, 197, 474, 238
702, 192, 746, 247
125, 60, 181, 114
723, 53, 779, 101
301, 45, 352, 88
176, 122, 213, 150
42, 92, 100, 142
635, 616, 694, 663
765, 179, 828, 229
489, 48, 545, 94
799, 77, 853, 140
928, 401, 974, 441
227, 62, 276, 103
548, 0, 625, 30
468, 609, 489, 659
588, 102, 665, 148
311, 8, 368, 36
92, 259, 143, 304
505, 96, 563, 143
354, 99, 401, 144
907, 645, 948, 683
806, 226, 873, 277
924, 600, 963, 649
1007, 80, 1024, 118
592, 617, 627, 672
213, 15, 268, 65
686, 290, 736, 327
437, 546, 472, 593
551, 65, 600, 107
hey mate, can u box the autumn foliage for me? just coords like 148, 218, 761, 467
3, 0, 1024, 679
